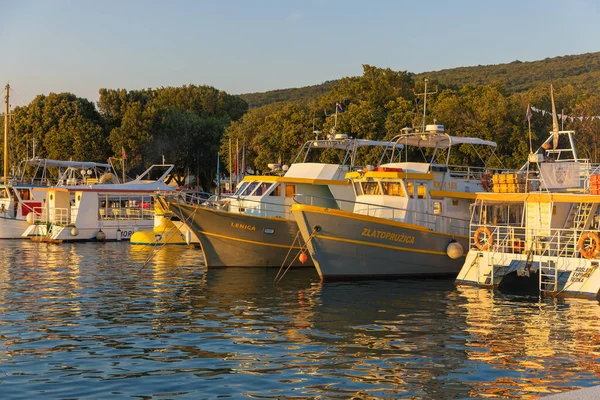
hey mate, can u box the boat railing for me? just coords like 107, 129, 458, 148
31, 206, 71, 226
168, 191, 292, 219
295, 193, 470, 236
445, 165, 514, 180
99, 206, 154, 220
31, 204, 154, 225
469, 224, 581, 259
523, 159, 600, 193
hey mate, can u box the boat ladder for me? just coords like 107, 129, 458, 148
573, 203, 593, 230
539, 259, 557, 293
562, 203, 593, 255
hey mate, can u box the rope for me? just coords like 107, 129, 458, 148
274, 230, 302, 284
274, 226, 319, 286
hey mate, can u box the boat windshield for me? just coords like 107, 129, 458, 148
234, 182, 249, 195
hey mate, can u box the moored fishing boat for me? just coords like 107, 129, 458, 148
165, 136, 395, 268
455, 131, 600, 299
22, 164, 176, 242
291, 125, 505, 280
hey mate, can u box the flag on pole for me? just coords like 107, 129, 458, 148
526, 104, 533, 121
336, 103, 343, 113
242, 142, 246, 176
235, 139, 239, 181
550, 83, 559, 149
121, 146, 127, 160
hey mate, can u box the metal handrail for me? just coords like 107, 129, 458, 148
295, 193, 470, 235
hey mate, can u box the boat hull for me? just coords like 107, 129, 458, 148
291, 205, 468, 281
168, 202, 313, 268
456, 250, 600, 299
23, 220, 153, 242
0, 216, 30, 239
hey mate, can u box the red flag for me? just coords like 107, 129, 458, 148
122, 146, 127, 160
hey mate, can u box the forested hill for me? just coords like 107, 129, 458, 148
418, 52, 600, 93
239, 80, 338, 108
240, 52, 600, 107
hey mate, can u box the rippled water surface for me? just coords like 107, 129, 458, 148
1, 241, 600, 399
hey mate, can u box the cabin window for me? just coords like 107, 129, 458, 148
433, 201, 442, 215
241, 182, 258, 196
417, 185, 426, 199
353, 181, 363, 196
285, 184, 296, 197
269, 184, 282, 196
18, 189, 31, 200
381, 182, 405, 196
452, 199, 459, 206
407, 182, 415, 198
234, 182, 249, 195
361, 181, 381, 195
0, 189, 7, 199
252, 182, 272, 196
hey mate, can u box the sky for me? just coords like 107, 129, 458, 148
1, 0, 599, 107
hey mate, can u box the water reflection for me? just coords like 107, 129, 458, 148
1, 242, 600, 399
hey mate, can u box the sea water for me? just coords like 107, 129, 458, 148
1, 241, 599, 399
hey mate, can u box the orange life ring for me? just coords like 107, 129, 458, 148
474, 226, 493, 251
577, 231, 600, 259
481, 173, 493, 192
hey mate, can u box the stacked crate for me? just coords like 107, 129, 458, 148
492, 173, 527, 193
591, 174, 600, 194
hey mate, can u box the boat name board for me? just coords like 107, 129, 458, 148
568, 265, 597, 283
433, 181, 458, 190
120, 230, 134, 239
231, 222, 256, 231
361, 228, 415, 244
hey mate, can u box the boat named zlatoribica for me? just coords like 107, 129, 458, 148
22, 164, 176, 242
164, 135, 396, 268
291, 125, 506, 281
455, 130, 600, 299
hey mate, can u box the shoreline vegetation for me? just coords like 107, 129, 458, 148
3, 51, 600, 191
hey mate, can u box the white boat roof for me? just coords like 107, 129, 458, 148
308, 138, 399, 150
24, 158, 112, 169
395, 133, 497, 149
284, 163, 348, 180
45, 164, 176, 192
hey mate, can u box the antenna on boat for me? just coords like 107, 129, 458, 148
3, 83, 9, 184
526, 103, 533, 154
414, 79, 437, 132
312, 110, 322, 140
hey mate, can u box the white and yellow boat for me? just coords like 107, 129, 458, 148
291, 125, 503, 280
455, 130, 600, 299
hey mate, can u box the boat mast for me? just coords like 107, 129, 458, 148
415, 79, 437, 132
3, 84, 9, 184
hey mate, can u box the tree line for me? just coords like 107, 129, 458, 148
2, 60, 600, 191
223, 65, 600, 175
1, 85, 247, 189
